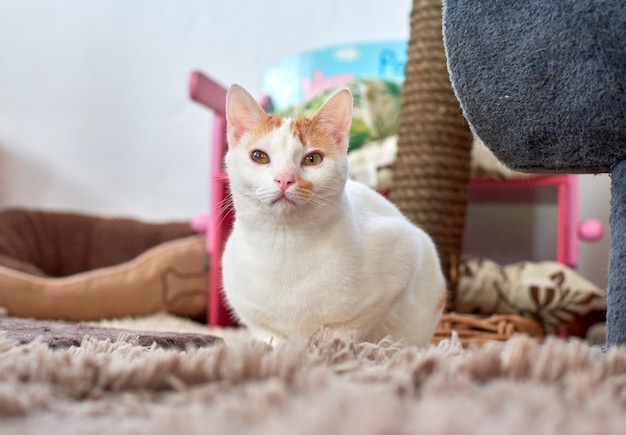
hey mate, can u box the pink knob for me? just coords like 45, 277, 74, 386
577, 219, 603, 241
190, 213, 210, 233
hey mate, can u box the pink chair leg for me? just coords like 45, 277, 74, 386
207, 114, 237, 327
188, 71, 237, 327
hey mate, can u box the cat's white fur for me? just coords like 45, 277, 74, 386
222, 84, 446, 347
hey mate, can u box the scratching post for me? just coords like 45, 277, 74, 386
392, 0, 473, 310
442, 0, 626, 344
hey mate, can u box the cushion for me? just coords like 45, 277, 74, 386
457, 257, 605, 333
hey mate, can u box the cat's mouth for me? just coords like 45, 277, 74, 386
271, 193, 296, 206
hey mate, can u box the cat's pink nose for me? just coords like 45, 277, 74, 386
274, 173, 296, 193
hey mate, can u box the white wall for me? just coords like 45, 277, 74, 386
0, 0, 610, 288
0, 0, 412, 220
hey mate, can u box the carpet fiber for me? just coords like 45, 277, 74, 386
2, 313, 626, 434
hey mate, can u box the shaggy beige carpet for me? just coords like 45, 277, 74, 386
2, 313, 626, 435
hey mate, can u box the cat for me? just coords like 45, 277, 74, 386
221, 84, 447, 347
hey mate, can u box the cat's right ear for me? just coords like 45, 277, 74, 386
226, 84, 267, 146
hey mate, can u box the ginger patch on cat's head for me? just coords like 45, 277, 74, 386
289, 118, 338, 158
290, 88, 353, 155
245, 115, 283, 149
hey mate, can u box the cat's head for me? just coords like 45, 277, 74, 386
224, 84, 352, 217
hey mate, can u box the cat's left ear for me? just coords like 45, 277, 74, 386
312, 88, 353, 153
226, 84, 268, 146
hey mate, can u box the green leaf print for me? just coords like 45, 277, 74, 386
273, 78, 402, 153
348, 118, 372, 152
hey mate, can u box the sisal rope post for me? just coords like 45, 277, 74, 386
391, 0, 473, 311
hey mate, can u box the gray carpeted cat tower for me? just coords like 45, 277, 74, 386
442, 0, 626, 345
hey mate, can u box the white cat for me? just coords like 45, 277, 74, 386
222, 84, 446, 347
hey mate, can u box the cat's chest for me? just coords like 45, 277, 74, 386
226, 227, 354, 283
223, 225, 359, 316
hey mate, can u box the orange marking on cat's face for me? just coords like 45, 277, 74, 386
290, 117, 337, 158
245, 115, 283, 148
296, 176, 314, 195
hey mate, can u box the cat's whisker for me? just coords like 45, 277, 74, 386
211, 196, 235, 230
307, 194, 339, 211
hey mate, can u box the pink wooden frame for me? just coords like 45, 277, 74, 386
188, 71, 236, 327
471, 175, 587, 267
188, 70, 602, 327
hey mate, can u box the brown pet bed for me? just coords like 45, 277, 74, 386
0, 209, 208, 321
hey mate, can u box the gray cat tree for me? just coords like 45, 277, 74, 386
442, 0, 626, 345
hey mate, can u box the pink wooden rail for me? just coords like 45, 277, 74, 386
188, 71, 236, 327
471, 175, 602, 268
188, 70, 603, 327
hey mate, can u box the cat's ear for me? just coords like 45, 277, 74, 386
226, 84, 267, 146
311, 88, 353, 152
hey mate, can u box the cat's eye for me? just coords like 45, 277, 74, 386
303, 152, 323, 166
250, 150, 270, 164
